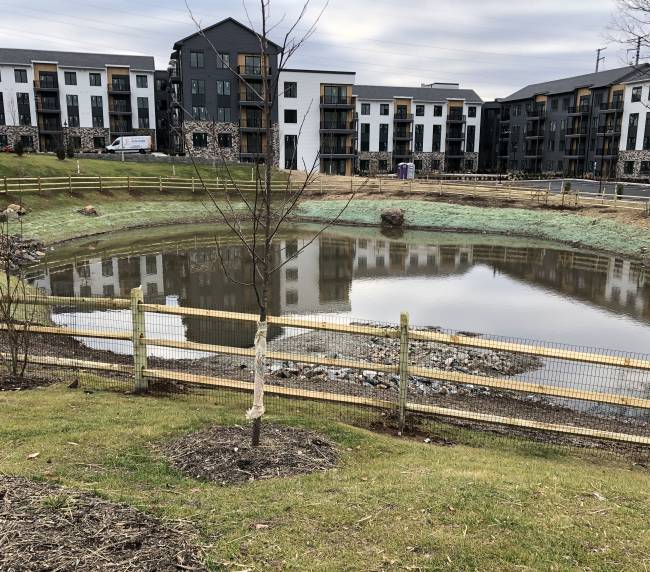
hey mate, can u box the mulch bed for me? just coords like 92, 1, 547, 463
0, 374, 55, 392
0, 477, 207, 571
157, 424, 338, 485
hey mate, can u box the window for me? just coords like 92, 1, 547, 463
641, 161, 650, 174
627, 113, 639, 150
380, 103, 389, 115
192, 106, 207, 120
0, 135, 5, 146
416, 104, 425, 116
89, 72, 101, 86
217, 133, 232, 148
216, 52, 230, 69
93, 136, 105, 149
216, 107, 231, 122
551, 98, 558, 111
135, 75, 148, 89
632, 86, 642, 102
432, 124, 441, 152
378, 159, 388, 172
549, 120, 557, 132
191, 79, 205, 97
359, 159, 369, 173
562, 97, 570, 111
644, 112, 650, 150
414, 159, 422, 171
284, 109, 297, 123
465, 159, 474, 171
190, 51, 204, 68
431, 159, 441, 171
624, 161, 634, 174
20, 135, 33, 149
286, 290, 298, 305
193, 132, 208, 148
468, 106, 477, 118
101, 259, 113, 277
284, 134, 297, 169
414, 124, 424, 152
66, 94, 79, 127
361, 103, 370, 115
466, 125, 475, 152
91, 95, 103, 127
379, 124, 389, 152
16, 93, 30, 126
70, 136, 82, 151
0, 93, 4, 126
64, 71, 77, 86
137, 97, 149, 128
434, 105, 442, 117
360, 123, 370, 152
14, 69, 27, 83
286, 268, 298, 281
216, 80, 231, 95
284, 81, 297, 98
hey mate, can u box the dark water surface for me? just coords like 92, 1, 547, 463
27, 223, 650, 354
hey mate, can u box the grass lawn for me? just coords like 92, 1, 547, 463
0, 153, 258, 180
2, 381, 648, 571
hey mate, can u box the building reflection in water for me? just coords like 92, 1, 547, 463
28, 233, 650, 347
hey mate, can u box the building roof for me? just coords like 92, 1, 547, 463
173, 17, 281, 50
284, 68, 355, 75
0, 47, 154, 71
353, 84, 483, 103
501, 64, 650, 102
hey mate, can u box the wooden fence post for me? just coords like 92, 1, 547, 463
398, 311, 409, 436
192, 177, 195, 194
3, 176, 7, 194
159, 176, 163, 193
68, 175, 72, 193
99, 175, 103, 193
131, 287, 148, 392
127, 176, 131, 192
38, 176, 42, 193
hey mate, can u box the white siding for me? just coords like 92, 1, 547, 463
620, 81, 649, 151
0, 64, 36, 126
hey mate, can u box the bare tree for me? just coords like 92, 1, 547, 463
609, 1, 650, 65
181, 1, 362, 445
0, 220, 37, 381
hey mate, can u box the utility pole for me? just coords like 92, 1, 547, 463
626, 34, 647, 66
596, 47, 607, 72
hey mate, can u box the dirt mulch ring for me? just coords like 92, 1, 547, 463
157, 424, 338, 485
0, 374, 56, 392
0, 477, 207, 572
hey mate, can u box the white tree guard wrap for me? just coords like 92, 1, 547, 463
246, 321, 267, 420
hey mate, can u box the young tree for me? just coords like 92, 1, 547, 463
182, 0, 361, 445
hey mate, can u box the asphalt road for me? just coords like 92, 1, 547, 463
511, 179, 650, 199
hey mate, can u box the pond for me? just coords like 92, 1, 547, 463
27, 223, 650, 355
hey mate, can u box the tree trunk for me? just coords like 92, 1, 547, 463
247, 318, 267, 446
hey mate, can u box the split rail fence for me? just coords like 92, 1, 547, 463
4, 288, 650, 452
2, 175, 650, 212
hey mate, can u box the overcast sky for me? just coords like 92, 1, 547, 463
0, 0, 633, 100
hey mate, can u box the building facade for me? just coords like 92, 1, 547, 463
486, 64, 650, 178
0, 48, 156, 152
168, 17, 281, 164
354, 84, 483, 174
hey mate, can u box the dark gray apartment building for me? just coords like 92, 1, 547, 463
168, 17, 281, 163
489, 64, 650, 178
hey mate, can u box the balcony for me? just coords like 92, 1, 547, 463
37, 120, 62, 134
320, 95, 354, 108
526, 105, 546, 118
595, 148, 619, 158
320, 120, 356, 133
237, 65, 272, 78
599, 102, 624, 113
109, 103, 132, 115
239, 91, 270, 106
565, 126, 588, 137
169, 67, 181, 83
596, 124, 621, 136
36, 103, 61, 114
567, 105, 590, 116
447, 113, 466, 123
564, 148, 587, 158
320, 146, 356, 157
446, 131, 466, 141
525, 130, 545, 139
108, 80, 131, 95
393, 131, 412, 141
393, 113, 414, 123
240, 117, 265, 131
34, 79, 59, 91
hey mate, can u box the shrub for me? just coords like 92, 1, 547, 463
13, 141, 24, 157
66, 144, 75, 159
616, 183, 624, 197
56, 147, 66, 161
563, 181, 572, 193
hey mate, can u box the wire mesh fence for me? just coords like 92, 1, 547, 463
2, 289, 650, 464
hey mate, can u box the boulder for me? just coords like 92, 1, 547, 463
380, 207, 404, 227
78, 205, 98, 217
6, 203, 26, 215
0, 208, 19, 221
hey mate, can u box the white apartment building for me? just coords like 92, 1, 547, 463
354, 84, 483, 174
618, 78, 650, 178
0, 48, 156, 153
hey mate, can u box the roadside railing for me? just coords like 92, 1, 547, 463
4, 289, 650, 450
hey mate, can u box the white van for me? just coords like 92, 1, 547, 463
105, 136, 152, 154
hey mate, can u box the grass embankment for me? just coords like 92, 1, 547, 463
1, 382, 648, 571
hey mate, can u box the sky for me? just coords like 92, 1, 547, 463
0, 0, 635, 100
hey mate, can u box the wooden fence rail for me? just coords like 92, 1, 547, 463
6, 289, 650, 445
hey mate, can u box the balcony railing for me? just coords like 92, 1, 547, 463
599, 102, 624, 112
34, 78, 59, 90
237, 65, 272, 76
320, 95, 354, 106
36, 103, 61, 113
597, 124, 621, 135
320, 146, 356, 155
526, 105, 546, 117
320, 120, 356, 130
239, 117, 264, 129
447, 113, 466, 122
37, 120, 62, 132
109, 103, 132, 114
567, 105, 590, 115
565, 126, 588, 136
446, 131, 466, 140
393, 113, 414, 122
109, 80, 131, 93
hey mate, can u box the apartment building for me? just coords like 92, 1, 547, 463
0, 48, 156, 153
278, 69, 357, 176
618, 77, 650, 179
354, 84, 483, 174
168, 17, 282, 164
490, 64, 650, 178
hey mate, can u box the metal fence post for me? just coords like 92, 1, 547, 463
131, 286, 148, 392
398, 311, 409, 435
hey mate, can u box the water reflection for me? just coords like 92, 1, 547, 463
27, 229, 650, 351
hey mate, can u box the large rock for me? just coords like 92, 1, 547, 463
6, 203, 26, 216
78, 205, 98, 217
380, 207, 404, 227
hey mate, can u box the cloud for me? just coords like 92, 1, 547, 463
0, 0, 627, 99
